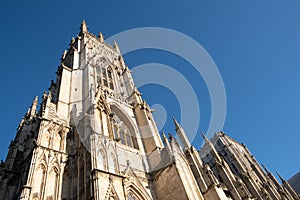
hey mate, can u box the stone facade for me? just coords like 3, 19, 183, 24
0, 21, 299, 200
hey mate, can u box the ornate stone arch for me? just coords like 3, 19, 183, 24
110, 104, 138, 133
37, 152, 48, 167
97, 149, 107, 170
32, 163, 47, 199
123, 166, 152, 200
52, 131, 62, 151
104, 177, 121, 200
108, 152, 119, 174
125, 183, 151, 200
110, 104, 139, 149
40, 130, 51, 148
45, 166, 60, 200
107, 66, 115, 90
94, 57, 116, 90
49, 154, 60, 171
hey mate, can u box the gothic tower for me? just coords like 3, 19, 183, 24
0, 21, 299, 200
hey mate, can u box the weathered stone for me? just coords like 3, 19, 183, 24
0, 21, 298, 200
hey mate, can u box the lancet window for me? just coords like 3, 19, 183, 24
96, 64, 114, 90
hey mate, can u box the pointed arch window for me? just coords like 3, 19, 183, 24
46, 167, 59, 200
113, 123, 138, 150
107, 69, 114, 90
111, 105, 139, 150
32, 164, 46, 198
102, 67, 108, 87
96, 65, 115, 90
97, 150, 107, 170
109, 153, 118, 174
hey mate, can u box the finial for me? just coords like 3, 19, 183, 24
80, 20, 88, 33
98, 32, 104, 42
119, 56, 125, 68
201, 132, 211, 144
29, 96, 38, 115
162, 132, 169, 144
113, 40, 121, 53
276, 171, 285, 183
261, 164, 270, 174
162, 132, 167, 140
61, 50, 67, 60
48, 91, 52, 99
173, 116, 191, 149
33, 96, 38, 104
42, 91, 47, 100
172, 116, 180, 131
70, 37, 75, 46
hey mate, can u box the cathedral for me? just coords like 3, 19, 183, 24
0, 21, 299, 200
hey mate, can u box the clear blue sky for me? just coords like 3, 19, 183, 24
0, 1, 299, 180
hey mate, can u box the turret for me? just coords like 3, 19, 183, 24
61, 50, 67, 61
113, 40, 121, 53
26, 96, 38, 119
172, 117, 191, 149
98, 32, 104, 42
30, 96, 38, 117
80, 20, 88, 34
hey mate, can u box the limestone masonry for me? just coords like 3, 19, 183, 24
0, 21, 299, 200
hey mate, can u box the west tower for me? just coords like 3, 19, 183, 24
0, 21, 165, 200
0, 21, 299, 200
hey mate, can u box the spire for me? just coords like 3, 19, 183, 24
162, 132, 168, 143
276, 171, 300, 199
261, 164, 270, 174
162, 132, 171, 149
29, 96, 38, 117
70, 37, 75, 45
80, 20, 88, 33
98, 32, 104, 42
61, 50, 67, 61
172, 116, 191, 149
201, 132, 222, 161
119, 56, 125, 69
113, 40, 121, 53
33, 96, 38, 105
201, 132, 211, 144
172, 116, 181, 131
276, 172, 286, 183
